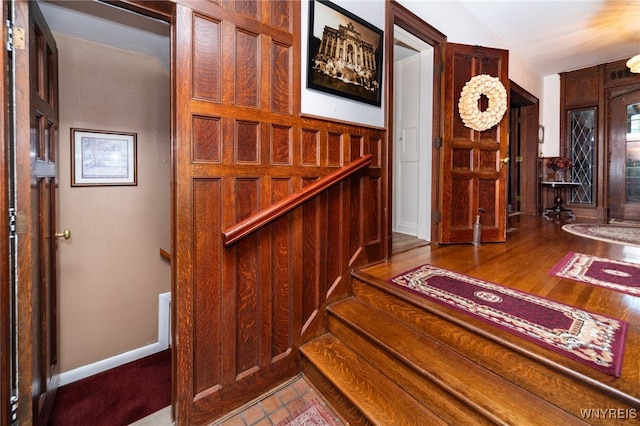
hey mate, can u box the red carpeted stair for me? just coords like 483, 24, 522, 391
48, 349, 171, 426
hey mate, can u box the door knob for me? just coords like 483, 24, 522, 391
500, 157, 510, 164
55, 229, 71, 240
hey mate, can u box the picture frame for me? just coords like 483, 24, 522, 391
71, 128, 137, 186
307, 0, 383, 106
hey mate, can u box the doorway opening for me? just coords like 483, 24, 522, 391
37, 0, 172, 410
507, 81, 540, 232
608, 89, 640, 221
391, 25, 432, 254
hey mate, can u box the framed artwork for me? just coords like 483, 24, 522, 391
71, 128, 137, 186
307, 0, 383, 106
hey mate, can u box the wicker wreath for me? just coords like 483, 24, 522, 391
458, 74, 507, 132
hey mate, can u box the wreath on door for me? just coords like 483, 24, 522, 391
458, 74, 507, 132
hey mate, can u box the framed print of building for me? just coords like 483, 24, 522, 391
307, 0, 384, 106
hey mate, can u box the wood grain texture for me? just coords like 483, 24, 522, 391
362, 214, 640, 410
301, 335, 447, 426
302, 215, 639, 425
173, 2, 387, 423
441, 43, 509, 244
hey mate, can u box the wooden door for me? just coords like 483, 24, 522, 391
440, 43, 509, 243
13, 1, 60, 423
609, 89, 640, 220
1, 3, 13, 426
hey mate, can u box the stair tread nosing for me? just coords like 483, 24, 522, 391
300, 333, 448, 426
351, 277, 638, 411
329, 297, 588, 426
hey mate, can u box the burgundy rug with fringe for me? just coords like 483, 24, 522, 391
388, 264, 627, 377
48, 349, 171, 426
275, 399, 340, 426
550, 252, 640, 297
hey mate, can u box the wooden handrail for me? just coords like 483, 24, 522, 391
159, 248, 171, 263
223, 154, 372, 247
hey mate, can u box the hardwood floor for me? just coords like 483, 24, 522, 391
364, 214, 640, 403
392, 232, 429, 254
138, 214, 640, 424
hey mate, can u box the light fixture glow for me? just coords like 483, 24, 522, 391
627, 54, 640, 73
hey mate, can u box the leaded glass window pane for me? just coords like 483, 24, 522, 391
569, 108, 595, 205
626, 103, 640, 203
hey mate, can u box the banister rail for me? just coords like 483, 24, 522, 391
222, 154, 372, 247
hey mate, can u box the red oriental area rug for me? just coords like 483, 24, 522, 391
388, 265, 627, 377
275, 399, 341, 426
550, 252, 640, 297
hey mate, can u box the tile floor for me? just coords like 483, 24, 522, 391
129, 375, 344, 426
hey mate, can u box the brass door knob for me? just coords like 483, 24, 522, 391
500, 157, 510, 164
55, 229, 71, 240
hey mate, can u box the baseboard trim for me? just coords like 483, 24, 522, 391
59, 341, 168, 386
59, 292, 172, 386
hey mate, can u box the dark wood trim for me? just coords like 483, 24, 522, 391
223, 154, 372, 246
386, 1, 447, 252
105, 0, 175, 21
509, 80, 539, 215
0, 2, 11, 424
160, 248, 172, 263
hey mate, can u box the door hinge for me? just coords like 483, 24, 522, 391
433, 137, 442, 148
8, 208, 16, 238
6, 21, 25, 52
434, 62, 444, 75
10, 395, 18, 423
434, 210, 441, 223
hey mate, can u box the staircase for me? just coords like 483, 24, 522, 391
300, 270, 639, 425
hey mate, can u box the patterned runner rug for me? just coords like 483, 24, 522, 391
562, 223, 640, 247
388, 265, 627, 377
275, 399, 340, 426
550, 252, 640, 297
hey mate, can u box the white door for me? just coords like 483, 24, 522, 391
393, 27, 433, 240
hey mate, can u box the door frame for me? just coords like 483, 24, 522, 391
4, 1, 175, 423
606, 84, 640, 220
509, 80, 539, 216
392, 27, 433, 240
1, 2, 13, 424
385, 1, 446, 255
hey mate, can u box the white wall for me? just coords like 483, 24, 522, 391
541, 74, 562, 157
397, 0, 543, 99
302, 1, 563, 151
301, 0, 386, 127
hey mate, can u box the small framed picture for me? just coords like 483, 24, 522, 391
71, 128, 137, 186
307, 0, 384, 106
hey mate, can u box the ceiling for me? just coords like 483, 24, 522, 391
459, 0, 640, 75
38, 0, 640, 77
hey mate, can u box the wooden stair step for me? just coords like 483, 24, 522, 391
300, 334, 448, 426
329, 297, 587, 425
351, 275, 639, 416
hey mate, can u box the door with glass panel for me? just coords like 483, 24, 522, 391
609, 90, 640, 220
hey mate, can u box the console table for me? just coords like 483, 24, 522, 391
541, 181, 580, 219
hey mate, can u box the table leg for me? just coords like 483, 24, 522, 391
542, 187, 575, 219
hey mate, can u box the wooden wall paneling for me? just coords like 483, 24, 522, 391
174, 1, 387, 422
559, 63, 608, 220
192, 179, 223, 395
